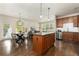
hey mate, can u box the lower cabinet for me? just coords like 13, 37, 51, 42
73, 32, 78, 42
62, 32, 73, 41
62, 32, 79, 42
33, 33, 55, 55
73, 32, 79, 42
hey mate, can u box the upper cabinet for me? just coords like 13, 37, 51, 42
63, 17, 73, 23
56, 18, 63, 28
73, 16, 78, 27
63, 17, 69, 23
73, 16, 79, 27
77, 15, 79, 27
68, 17, 73, 23
56, 15, 79, 28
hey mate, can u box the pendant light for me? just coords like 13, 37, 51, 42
48, 7, 50, 21
40, 3, 43, 19
39, 2, 43, 33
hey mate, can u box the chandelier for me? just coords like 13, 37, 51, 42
17, 13, 23, 26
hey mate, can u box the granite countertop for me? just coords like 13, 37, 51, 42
34, 32, 54, 35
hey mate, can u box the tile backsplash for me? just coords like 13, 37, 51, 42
57, 23, 79, 32
57, 27, 79, 32
59, 23, 79, 32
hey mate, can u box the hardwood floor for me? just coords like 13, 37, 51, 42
0, 39, 79, 56
0, 39, 37, 56
45, 40, 79, 56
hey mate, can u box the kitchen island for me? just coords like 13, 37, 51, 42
32, 32, 55, 55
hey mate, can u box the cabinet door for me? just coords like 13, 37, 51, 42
73, 16, 78, 27
62, 32, 67, 41
45, 35, 49, 49
63, 18, 68, 23
50, 34, 55, 46
77, 16, 79, 27
77, 33, 79, 42
68, 32, 73, 41
56, 19, 63, 28
62, 32, 72, 41
33, 36, 42, 54
33, 36, 38, 52
42, 37, 47, 52
73, 32, 78, 42
68, 17, 73, 23
36, 36, 43, 54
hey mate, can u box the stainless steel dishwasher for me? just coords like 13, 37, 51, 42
56, 30, 62, 40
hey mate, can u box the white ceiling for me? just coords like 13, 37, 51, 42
0, 3, 79, 21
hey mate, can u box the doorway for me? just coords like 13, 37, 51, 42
3, 24, 12, 39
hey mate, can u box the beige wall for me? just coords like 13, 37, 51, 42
0, 14, 39, 40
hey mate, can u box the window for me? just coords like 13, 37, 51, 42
63, 23, 73, 31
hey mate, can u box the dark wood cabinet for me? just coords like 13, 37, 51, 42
73, 16, 78, 27
62, 32, 68, 41
68, 17, 73, 23
32, 35, 42, 54
69, 16, 79, 27
63, 17, 73, 23
56, 18, 63, 28
62, 32, 73, 41
73, 32, 78, 42
77, 16, 79, 27
62, 32, 79, 42
77, 33, 79, 41
73, 32, 79, 42
63, 17, 69, 23
57, 15, 79, 27
33, 33, 55, 55
57, 15, 79, 42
